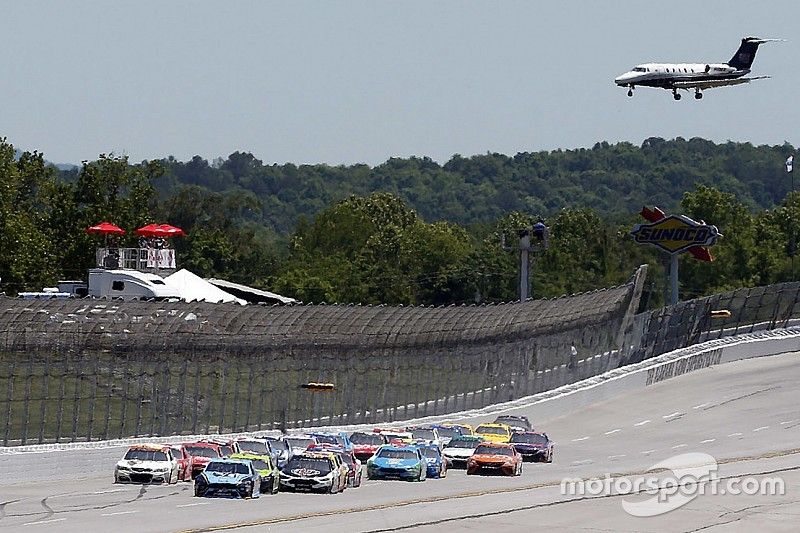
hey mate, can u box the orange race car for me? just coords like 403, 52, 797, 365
466, 442, 522, 476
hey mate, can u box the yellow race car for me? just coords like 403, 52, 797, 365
473, 423, 513, 443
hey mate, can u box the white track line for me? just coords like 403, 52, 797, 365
176, 502, 210, 508
728, 432, 743, 437
692, 403, 709, 410
23, 518, 66, 526
101, 510, 137, 517
633, 419, 651, 427
700, 438, 716, 444
604, 428, 621, 435
641, 449, 656, 455
672, 444, 688, 449
571, 436, 590, 442
662, 412, 683, 419
753, 426, 769, 432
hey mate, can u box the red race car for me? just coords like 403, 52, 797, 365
466, 442, 523, 476
349, 432, 388, 461
170, 444, 194, 481
183, 442, 222, 479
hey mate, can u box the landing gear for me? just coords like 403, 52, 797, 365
672, 89, 681, 101
627, 86, 634, 97
694, 90, 703, 100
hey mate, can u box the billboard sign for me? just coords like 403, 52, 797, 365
631, 214, 720, 255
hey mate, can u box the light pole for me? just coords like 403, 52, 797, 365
502, 220, 549, 302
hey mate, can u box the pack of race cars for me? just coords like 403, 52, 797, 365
113, 415, 554, 498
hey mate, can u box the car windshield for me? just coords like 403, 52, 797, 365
252, 459, 270, 470
185, 446, 219, 458
350, 433, 384, 445
218, 445, 233, 457
313, 434, 343, 446
511, 433, 548, 444
124, 449, 168, 461
495, 417, 528, 427
412, 429, 435, 440
269, 440, 288, 453
476, 425, 507, 435
475, 445, 512, 456
421, 448, 440, 459
435, 427, 461, 439
286, 456, 331, 475
205, 461, 249, 475
286, 438, 315, 449
170, 448, 183, 459
377, 448, 417, 460
446, 439, 480, 449
237, 441, 269, 454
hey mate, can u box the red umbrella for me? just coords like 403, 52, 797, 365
157, 223, 186, 237
86, 221, 126, 235
135, 223, 187, 238
135, 223, 164, 237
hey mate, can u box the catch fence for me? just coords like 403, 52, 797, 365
1, 266, 799, 446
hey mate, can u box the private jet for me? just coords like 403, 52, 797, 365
615, 37, 783, 100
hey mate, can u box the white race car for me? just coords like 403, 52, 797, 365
441, 436, 483, 468
115, 444, 179, 484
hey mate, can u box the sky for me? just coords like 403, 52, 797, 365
2, 0, 797, 166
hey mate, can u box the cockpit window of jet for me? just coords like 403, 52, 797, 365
615, 37, 783, 100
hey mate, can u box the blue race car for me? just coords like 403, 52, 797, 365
194, 458, 261, 498
308, 431, 354, 452
418, 443, 447, 478
366, 445, 427, 481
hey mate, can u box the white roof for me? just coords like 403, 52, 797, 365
206, 278, 297, 304
164, 269, 247, 305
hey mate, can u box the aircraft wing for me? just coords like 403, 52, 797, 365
673, 76, 770, 90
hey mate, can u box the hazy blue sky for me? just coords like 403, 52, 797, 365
2, 0, 797, 166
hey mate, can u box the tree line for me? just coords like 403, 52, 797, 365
0, 136, 797, 307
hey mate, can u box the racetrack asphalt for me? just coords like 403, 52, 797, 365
1, 350, 798, 532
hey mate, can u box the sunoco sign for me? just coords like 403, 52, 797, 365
631, 214, 720, 255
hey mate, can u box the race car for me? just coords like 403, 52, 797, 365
466, 442, 522, 476
234, 438, 281, 469
407, 426, 442, 448
262, 436, 290, 468
307, 444, 363, 488
474, 423, 513, 443
493, 415, 532, 433
230, 452, 280, 494
280, 451, 349, 493
282, 435, 318, 458
194, 458, 261, 498
431, 424, 464, 446
169, 444, 193, 481
366, 444, 427, 481
509, 431, 554, 462
198, 438, 234, 457
114, 444, 179, 484
418, 444, 447, 478
441, 435, 483, 468
350, 431, 388, 461
373, 428, 414, 444
183, 441, 222, 479
440, 422, 473, 436
309, 431, 353, 452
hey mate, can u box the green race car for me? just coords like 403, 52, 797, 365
230, 452, 280, 494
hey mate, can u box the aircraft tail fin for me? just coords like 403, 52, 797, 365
727, 37, 784, 70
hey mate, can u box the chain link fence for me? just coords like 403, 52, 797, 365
2, 266, 799, 446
